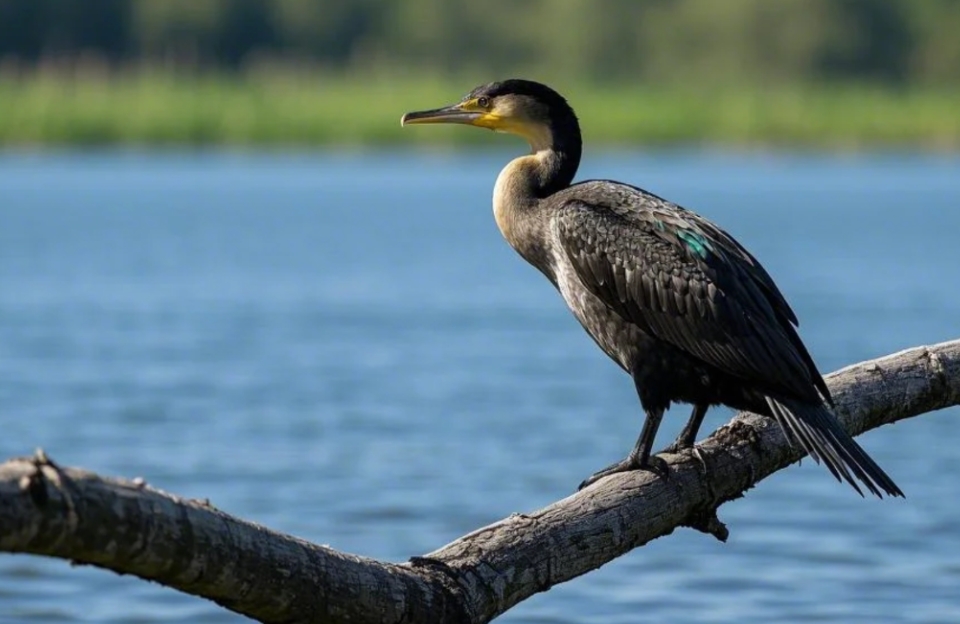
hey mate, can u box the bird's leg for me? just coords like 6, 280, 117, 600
578, 406, 665, 490
663, 403, 709, 454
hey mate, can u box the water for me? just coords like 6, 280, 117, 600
1, 150, 958, 623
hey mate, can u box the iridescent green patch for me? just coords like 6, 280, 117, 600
677, 230, 713, 259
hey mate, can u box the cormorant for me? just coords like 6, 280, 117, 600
401, 79, 903, 498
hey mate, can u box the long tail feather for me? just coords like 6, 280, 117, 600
764, 396, 904, 498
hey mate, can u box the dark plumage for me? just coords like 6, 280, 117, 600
402, 79, 903, 498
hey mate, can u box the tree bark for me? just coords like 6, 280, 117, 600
2, 339, 959, 624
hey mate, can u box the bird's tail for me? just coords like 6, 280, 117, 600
764, 396, 903, 498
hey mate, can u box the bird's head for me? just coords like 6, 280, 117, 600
401, 79, 578, 152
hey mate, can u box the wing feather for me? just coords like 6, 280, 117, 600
553, 194, 826, 403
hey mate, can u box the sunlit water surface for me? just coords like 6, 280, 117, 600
1, 150, 959, 623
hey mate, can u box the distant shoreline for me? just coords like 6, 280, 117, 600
1, 73, 958, 149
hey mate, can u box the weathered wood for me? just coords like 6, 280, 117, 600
2, 339, 959, 624
0, 451, 468, 623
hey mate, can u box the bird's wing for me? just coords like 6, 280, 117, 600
553, 190, 828, 403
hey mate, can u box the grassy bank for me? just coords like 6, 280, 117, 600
1, 71, 958, 149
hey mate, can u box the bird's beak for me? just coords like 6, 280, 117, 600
401, 104, 482, 127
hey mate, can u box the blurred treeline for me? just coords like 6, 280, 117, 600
2, 0, 960, 87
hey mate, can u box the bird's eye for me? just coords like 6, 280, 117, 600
477, 97, 490, 108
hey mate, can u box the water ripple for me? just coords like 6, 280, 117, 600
1, 151, 959, 623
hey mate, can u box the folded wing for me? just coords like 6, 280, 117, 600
553, 192, 830, 405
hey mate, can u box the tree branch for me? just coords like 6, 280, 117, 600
3, 339, 959, 624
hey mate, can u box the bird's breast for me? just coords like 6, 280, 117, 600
492, 203, 554, 279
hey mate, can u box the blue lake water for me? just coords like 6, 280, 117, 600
1, 149, 959, 623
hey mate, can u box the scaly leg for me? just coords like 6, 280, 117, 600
578, 405, 665, 490
663, 403, 709, 454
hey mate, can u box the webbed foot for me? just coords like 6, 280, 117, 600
662, 439, 692, 455
577, 454, 669, 490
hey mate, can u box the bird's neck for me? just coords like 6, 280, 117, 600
493, 143, 579, 272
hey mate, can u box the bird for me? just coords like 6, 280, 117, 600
401, 79, 903, 498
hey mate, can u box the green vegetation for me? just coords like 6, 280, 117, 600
3, 0, 960, 148
1, 71, 958, 148
5, 0, 960, 87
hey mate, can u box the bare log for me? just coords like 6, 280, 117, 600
2, 339, 959, 624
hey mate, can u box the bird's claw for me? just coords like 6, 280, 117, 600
661, 442, 685, 455
647, 455, 670, 479
662, 442, 709, 477
577, 454, 670, 491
